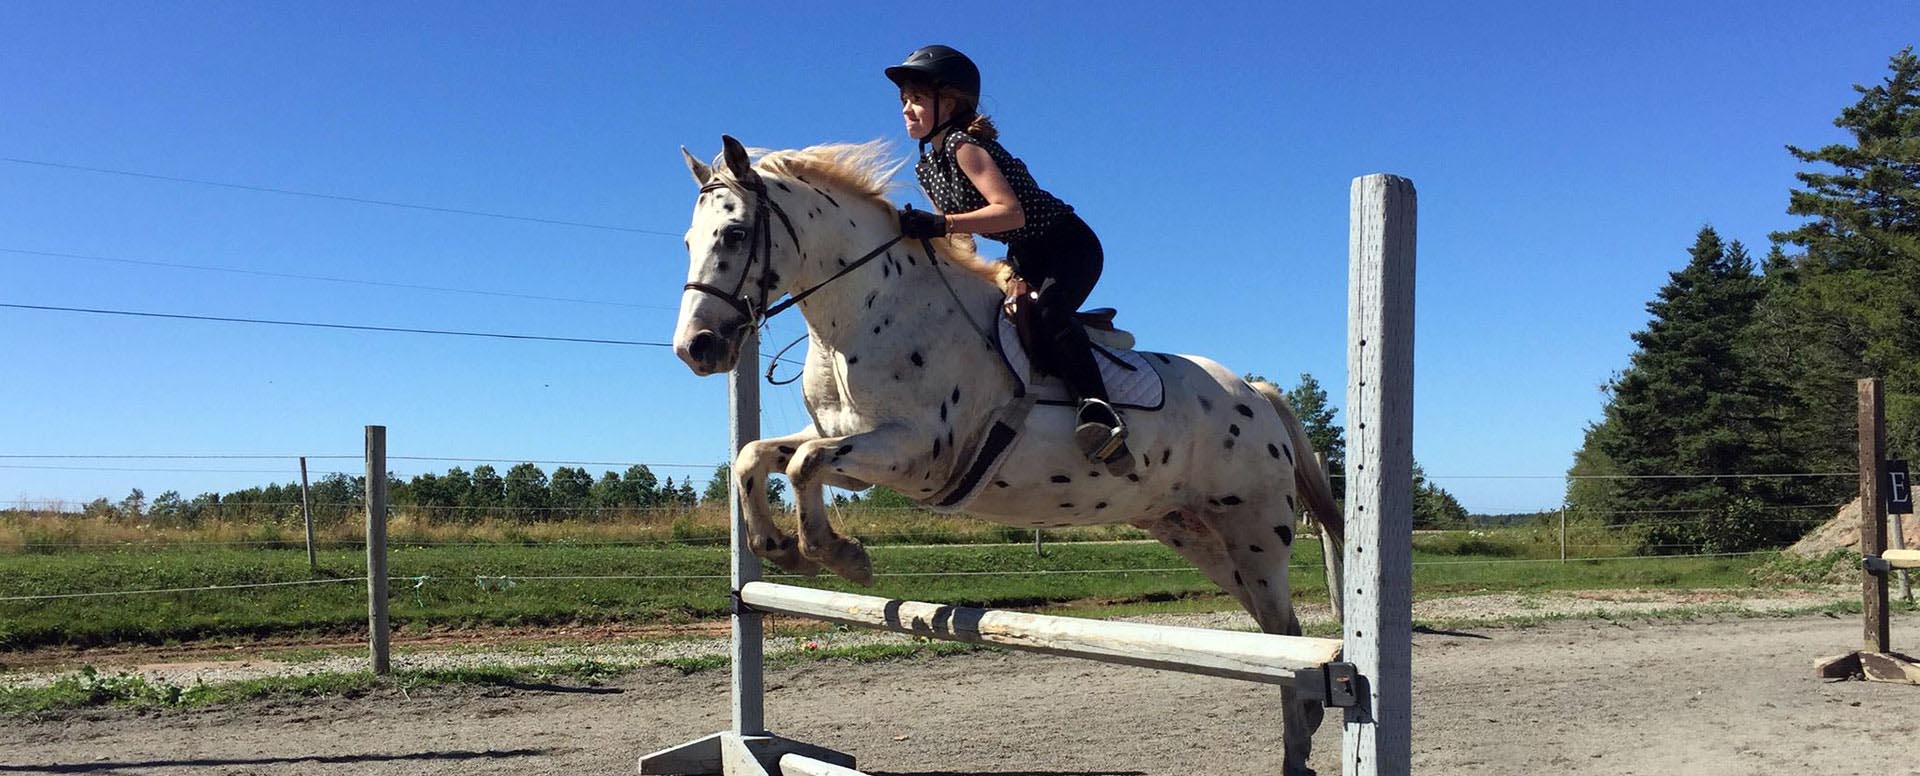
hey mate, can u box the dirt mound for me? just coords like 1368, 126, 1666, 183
1788, 497, 1920, 557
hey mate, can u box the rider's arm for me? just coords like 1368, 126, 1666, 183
944, 142, 1025, 235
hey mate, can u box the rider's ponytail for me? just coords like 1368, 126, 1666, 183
950, 91, 998, 141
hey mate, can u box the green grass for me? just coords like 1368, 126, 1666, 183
0, 535, 1771, 652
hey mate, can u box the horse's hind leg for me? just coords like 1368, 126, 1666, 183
733, 428, 822, 574
1139, 505, 1322, 775
1204, 505, 1323, 776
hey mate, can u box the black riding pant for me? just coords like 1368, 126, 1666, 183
1006, 214, 1107, 403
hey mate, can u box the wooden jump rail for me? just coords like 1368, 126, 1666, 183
641, 174, 1415, 776
739, 581, 1351, 692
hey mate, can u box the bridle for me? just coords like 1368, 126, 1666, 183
684, 177, 905, 333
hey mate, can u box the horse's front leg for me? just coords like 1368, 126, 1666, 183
786, 424, 924, 585
734, 427, 824, 575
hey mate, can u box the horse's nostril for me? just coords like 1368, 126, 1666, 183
688, 330, 719, 364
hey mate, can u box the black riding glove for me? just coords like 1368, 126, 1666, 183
898, 206, 948, 239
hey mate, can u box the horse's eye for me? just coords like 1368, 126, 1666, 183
721, 226, 749, 248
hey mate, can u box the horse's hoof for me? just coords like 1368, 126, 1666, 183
826, 540, 874, 586
758, 536, 822, 576
1282, 767, 1317, 776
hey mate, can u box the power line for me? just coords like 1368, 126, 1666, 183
1, 246, 673, 311
0, 302, 674, 347
0, 156, 681, 237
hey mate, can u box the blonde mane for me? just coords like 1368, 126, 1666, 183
718, 140, 1004, 287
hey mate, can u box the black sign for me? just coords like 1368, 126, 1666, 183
1891, 460, 1913, 515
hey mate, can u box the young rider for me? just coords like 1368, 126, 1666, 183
886, 45, 1134, 476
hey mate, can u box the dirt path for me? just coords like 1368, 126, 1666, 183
4, 608, 1917, 775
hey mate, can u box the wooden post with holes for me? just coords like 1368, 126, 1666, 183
365, 426, 390, 675
1345, 173, 1415, 776
731, 333, 765, 736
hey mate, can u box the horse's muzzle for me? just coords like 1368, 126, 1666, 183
675, 328, 724, 375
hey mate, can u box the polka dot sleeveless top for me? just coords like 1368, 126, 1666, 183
916, 129, 1073, 245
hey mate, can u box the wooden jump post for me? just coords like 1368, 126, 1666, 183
1815, 377, 1920, 685
640, 174, 1415, 776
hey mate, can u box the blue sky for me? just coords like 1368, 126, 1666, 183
1, 2, 1913, 513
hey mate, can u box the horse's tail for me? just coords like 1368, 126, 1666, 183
1250, 380, 1346, 624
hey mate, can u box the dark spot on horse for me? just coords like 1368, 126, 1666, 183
995, 480, 1010, 488
723, 202, 735, 213
911, 351, 924, 367
1051, 475, 1071, 484
1161, 449, 1171, 465
920, 487, 933, 493
1153, 353, 1171, 364
777, 445, 795, 454
932, 438, 942, 458
945, 429, 953, 448
742, 479, 755, 493
872, 326, 881, 334
1059, 503, 1074, 509
882, 263, 890, 279
837, 257, 847, 266
775, 181, 792, 192
1258, 578, 1270, 588
1275, 525, 1294, 545
940, 403, 947, 422
1095, 502, 1107, 509
1235, 403, 1254, 418
1207, 498, 1220, 506
1171, 538, 1184, 547
846, 355, 858, 365
1268, 443, 1281, 459
1088, 470, 1100, 478
1286, 495, 1295, 511
835, 445, 853, 456
1229, 424, 1241, 436
1233, 571, 1243, 587
1224, 438, 1236, 450
813, 187, 840, 207
906, 253, 916, 265
1283, 445, 1293, 463
759, 537, 777, 552
864, 291, 877, 308
1197, 396, 1213, 413
848, 219, 857, 228
1126, 473, 1140, 482
952, 387, 960, 403
1220, 495, 1243, 506
1248, 543, 1263, 553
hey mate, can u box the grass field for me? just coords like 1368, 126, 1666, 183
0, 525, 1772, 651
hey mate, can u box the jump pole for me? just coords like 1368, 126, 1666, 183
1814, 377, 1920, 684
641, 173, 1416, 776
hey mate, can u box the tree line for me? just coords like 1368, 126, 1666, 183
1568, 48, 1920, 552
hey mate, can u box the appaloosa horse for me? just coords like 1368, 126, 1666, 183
673, 136, 1345, 775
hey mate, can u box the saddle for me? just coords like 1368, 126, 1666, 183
1003, 296, 1136, 356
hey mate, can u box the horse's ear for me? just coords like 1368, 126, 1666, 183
682, 146, 711, 186
720, 134, 760, 186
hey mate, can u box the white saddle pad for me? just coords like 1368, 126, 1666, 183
996, 313, 1165, 411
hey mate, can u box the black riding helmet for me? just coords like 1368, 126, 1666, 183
884, 45, 980, 98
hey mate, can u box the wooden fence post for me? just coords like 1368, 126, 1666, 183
300, 456, 316, 572
365, 425, 391, 675
1858, 379, 1889, 655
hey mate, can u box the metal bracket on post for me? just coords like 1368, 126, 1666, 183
1866, 557, 1894, 574
729, 589, 758, 616
1298, 661, 1360, 708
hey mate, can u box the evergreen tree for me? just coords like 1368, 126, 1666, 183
549, 466, 594, 515
1284, 372, 1346, 500
1588, 228, 1783, 550
1764, 46, 1920, 459
703, 464, 732, 505
623, 465, 660, 508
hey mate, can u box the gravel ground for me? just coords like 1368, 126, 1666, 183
1, 598, 1915, 775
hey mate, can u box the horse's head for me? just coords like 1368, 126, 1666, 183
674, 135, 799, 375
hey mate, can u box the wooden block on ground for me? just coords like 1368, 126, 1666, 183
1815, 652, 1862, 680
1860, 652, 1920, 685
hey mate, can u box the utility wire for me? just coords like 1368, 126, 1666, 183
0, 302, 673, 347
0, 156, 679, 237
0, 246, 673, 311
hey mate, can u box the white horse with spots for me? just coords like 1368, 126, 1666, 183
673, 136, 1346, 775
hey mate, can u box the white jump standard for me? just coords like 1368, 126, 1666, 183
644, 146, 1415, 776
